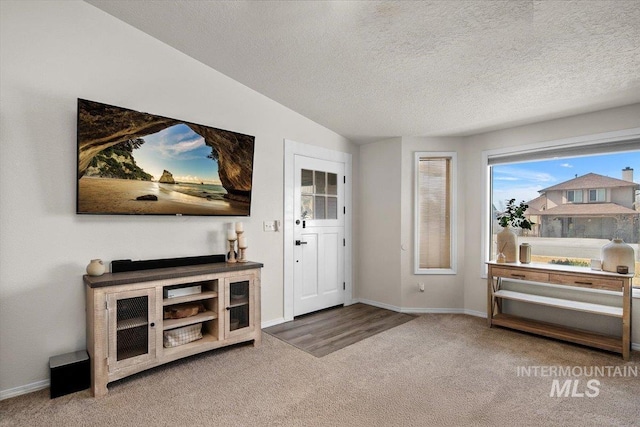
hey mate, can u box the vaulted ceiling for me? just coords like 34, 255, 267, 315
86, 1, 640, 143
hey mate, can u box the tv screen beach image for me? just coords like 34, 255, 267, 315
77, 99, 255, 216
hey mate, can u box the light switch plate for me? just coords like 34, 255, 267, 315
263, 221, 277, 232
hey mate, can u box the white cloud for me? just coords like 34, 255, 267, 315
560, 163, 573, 168
493, 166, 556, 184
156, 136, 206, 158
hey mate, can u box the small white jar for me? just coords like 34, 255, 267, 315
86, 259, 106, 276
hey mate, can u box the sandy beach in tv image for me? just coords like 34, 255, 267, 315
78, 177, 248, 215
76, 99, 254, 216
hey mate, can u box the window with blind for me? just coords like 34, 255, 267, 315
415, 152, 457, 274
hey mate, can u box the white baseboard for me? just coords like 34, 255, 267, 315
261, 317, 286, 328
354, 298, 484, 318
353, 298, 403, 312
0, 379, 49, 401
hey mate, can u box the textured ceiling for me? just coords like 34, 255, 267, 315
86, 1, 640, 143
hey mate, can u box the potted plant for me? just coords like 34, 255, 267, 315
496, 199, 534, 262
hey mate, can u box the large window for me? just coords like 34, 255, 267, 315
486, 137, 639, 285
415, 152, 456, 274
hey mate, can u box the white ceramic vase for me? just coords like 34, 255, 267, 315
86, 259, 105, 276
497, 226, 517, 263
601, 238, 635, 274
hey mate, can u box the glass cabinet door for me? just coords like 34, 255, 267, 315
225, 276, 254, 337
107, 288, 156, 372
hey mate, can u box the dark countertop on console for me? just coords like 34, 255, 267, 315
84, 261, 263, 288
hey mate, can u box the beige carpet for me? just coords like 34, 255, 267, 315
1, 314, 639, 427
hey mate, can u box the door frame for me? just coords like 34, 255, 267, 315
284, 139, 353, 322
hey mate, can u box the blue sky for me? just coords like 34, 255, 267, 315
492, 151, 640, 210
132, 124, 221, 184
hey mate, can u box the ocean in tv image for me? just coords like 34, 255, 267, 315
77, 99, 255, 216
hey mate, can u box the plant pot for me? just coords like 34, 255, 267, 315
601, 238, 635, 274
497, 226, 517, 263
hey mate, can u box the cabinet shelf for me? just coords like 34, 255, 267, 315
163, 311, 217, 331
116, 317, 148, 331
162, 333, 219, 357
492, 313, 622, 354
493, 290, 623, 317
163, 291, 217, 306
228, 296, 249, 308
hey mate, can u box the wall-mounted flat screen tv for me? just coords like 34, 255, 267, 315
77, 99, 255, 216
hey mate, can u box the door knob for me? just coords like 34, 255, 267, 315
295, 240, 308, 246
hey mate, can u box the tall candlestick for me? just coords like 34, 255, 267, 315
237, 234, 247, 262
227, 229, 237, 241
227, 239, 237, 263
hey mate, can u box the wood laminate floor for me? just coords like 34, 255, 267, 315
263, 303, 416, 357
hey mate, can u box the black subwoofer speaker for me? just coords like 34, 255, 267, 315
49, 350, 90, 398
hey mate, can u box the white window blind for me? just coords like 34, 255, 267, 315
415, 152, 456, 274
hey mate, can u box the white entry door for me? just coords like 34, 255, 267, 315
293, 155, 345, 316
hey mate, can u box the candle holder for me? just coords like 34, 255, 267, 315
227, 238, 237, 263
238, 242, 248, 263
238, 246, 248, 262
236, 230, 246, 262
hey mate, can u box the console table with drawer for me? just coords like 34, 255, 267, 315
487, 261, 633, 359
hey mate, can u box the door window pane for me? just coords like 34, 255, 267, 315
327, 197, 338, 219
327, 173, 338, 195
300, 169, 340, 221
301, 169, 314, 194
315, 196, 326, 219
301, 195, 313, 219
315, 171, 326, 194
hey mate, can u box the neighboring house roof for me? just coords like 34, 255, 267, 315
524, 195, 546, 216
535, 203, 639, 216
527, 195, 546, 210
539, 173, 639, 193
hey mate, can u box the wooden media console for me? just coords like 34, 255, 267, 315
85, 261, 262, 397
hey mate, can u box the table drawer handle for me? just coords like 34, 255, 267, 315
574, 281, 592, 285
510, 274, 526, 279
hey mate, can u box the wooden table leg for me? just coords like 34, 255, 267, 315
622, 280, 631, 360
487, 274, 493, 327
